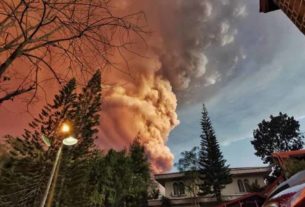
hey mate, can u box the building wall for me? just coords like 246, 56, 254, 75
275, 0, 305, 34
164, 174, 266, 199
222, 175, 266, 196
150, 168, 270, 207
165, 179, 195, 198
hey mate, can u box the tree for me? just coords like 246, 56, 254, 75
199, 104, 232, 202
86, 140, 151, 207
251, 112, 304, 166
0, 70, 154, 206
175, 147, 200, 207
0, 78, 77, 206
0, 71, 102, 207
147, 182, 160, 200
85, 153, 139, 207
53, 70, 102, 207
0, 0, 144, 104
128, 139, 151, 207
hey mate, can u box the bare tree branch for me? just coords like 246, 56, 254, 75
0, 85, 35, 104
0, 0, 147, 105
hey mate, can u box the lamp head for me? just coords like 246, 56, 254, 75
63, 136, 78, 146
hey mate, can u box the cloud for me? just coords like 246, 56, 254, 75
100, 75, 179, 173
166, 0, 305, 171
99, 0, 249, 172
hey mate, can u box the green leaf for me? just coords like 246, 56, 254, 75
41, 134, 51, 147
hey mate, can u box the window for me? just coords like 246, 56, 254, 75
244, 179, 251, 192
237, 179, 252, 193
178, 182, 185, 195
173, 182, 185, 196
173, 182, 179, 196
238, 179, 245, 192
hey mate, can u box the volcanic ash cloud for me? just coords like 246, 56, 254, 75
99, 0, 247, 172
102, 75, 179, 173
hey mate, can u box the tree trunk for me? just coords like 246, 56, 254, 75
215, 188, 222, 202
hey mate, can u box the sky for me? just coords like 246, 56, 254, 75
2, 0, 305, 173
168, 0, 305, 170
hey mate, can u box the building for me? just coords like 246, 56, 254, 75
260, 0, 305, 34
148, 167, 270, 207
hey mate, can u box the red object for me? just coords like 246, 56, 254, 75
219, 150, 305, 207
265, 192, 296, 207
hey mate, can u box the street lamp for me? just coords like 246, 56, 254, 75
40, 122, 77, 207
63, 136, 78, 146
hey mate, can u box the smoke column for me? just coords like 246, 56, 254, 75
99, 0, 247, 173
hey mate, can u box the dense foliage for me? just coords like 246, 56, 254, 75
251, 112, 304, 166
0, 71, 152, 207
0, 76, 79, 206
86, 141, 150, 207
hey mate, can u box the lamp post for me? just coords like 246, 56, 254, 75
40, 122, 78, 207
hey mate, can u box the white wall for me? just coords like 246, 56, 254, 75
164, 174, 266, 198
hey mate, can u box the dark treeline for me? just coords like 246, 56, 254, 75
0, 71, 151, 207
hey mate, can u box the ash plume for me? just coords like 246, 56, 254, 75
100, 0, 247, 172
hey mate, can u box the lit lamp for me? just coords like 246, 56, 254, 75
40, 121, 77, 207
61, 123, 71, 133
60, 122, 78, 146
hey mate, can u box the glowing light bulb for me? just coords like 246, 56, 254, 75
61, 123, 71, 133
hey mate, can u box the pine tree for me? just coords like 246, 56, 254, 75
0, 79, 77, 207
50, 70, 102, 207
0, 70, 102, 207
199, 104, 232, 202
0, 70, 154, 207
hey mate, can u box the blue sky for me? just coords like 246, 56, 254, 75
168, 0, 305, 170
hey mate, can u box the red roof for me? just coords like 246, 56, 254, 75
272, 149, 305, 159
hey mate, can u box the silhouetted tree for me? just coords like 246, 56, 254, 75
251, 112, 304, 166
0, 71, 102, 207
0, 71, 153, 207
86, 140, 151, 207
56, 70, 102, 207
128, 139, 151, 207
0, 78, 78, 206
199, 104, 232, 202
